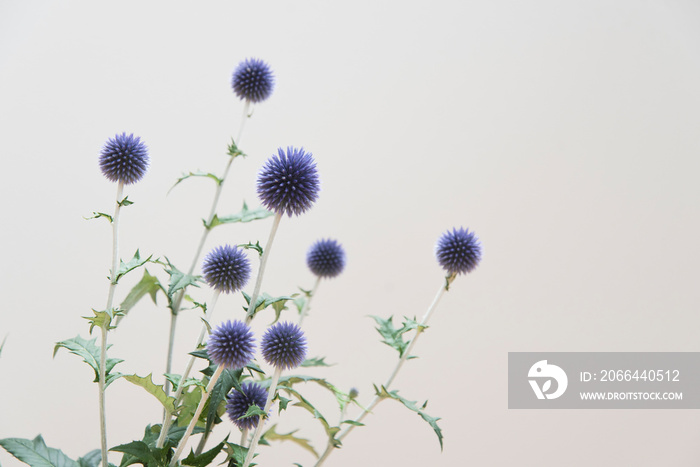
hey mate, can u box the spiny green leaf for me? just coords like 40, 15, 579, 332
83, 308, 123, 334
53, 335, 122, 387
76, 450, 100, 467
242, 292, 296, 320
118, 196, 134, 207
262, 424, 318, 458
207, 202, 274, 229
170, 171, 223, 193
84, 212, 113, 223
278, 375, 349, 411
124, 374, 177, 414
223, 442, 249, 467
242, 404, 267, 419
374, 385, 443, 450
205, 368, 243, 433
227, 139, 247, 159
110, 441, 157, 466
238, 241, 264, 256
277, 395, 292, 413
370, 315, 425, 358
115, 250, 154, 283
0, 436, 79, 467
300, 357, 333, 368
278, 386, 339, 447
163, 259, 201, 300
182, 438, 227, 467
118, 269, 162, 318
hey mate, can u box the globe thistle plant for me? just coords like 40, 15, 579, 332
307, 239, 346, 278
202, 245, 252, 294
207, 320, 256, 370
226, 382, 269, 430
435, 227, 482, 275
231, 58, 275, 103
257, 147, 320, 217
99, 133, 149, 184
261, 321, 308, 370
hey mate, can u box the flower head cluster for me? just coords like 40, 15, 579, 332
226, 382, 269, 430
207, 320, 256, 369
306, 239, 346, 278
231, 58, 275, 103
99, 133, 149, 184
202, 245, 251, 294
257, 147, 320, 217
435, 227, 482, 275
261, 322, 307, 370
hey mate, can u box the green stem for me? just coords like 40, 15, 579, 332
297, 276, 321, 326
245, 212, 282, 324
99, 181, 124, 467
242, 367, 282, 467
314, 274, 456, 467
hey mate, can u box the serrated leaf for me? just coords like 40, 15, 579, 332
241, 404, 267, 419
110, 441, 156, 466
114, 250, 153, 283
118, 196, 134, 207
227, 139, 247, 159
83, 308, 123, 334
163, 260, 201, 300
262, 424, 318, 458
181, 438, 227, 467
84, 212, 113, 223
0, 436, 79, 467
223, 442, 249, 467
277, 395, 292, 413
375, 385, 443, 450
124, 374, 177, 414
205, 368, 243, 433
118, 269, 162, 318
370, 315, 425, 358
53, 335, 122, 387
76, 450, 100, 467
300, 357, 333, 368
238, 241, 264, 256
242, 292, 296, 320
277, 386, 339, 447
207, 202, 274, 229
170, 171, 223, 193
278, 375, 350, 411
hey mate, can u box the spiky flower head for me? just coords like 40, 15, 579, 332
261, 321, 307, 370
435, 227, 482, 275
202, 245, 251, 294
257, 147, 320, 217
207, 320, 256, 369
226, 382, 269, 430
306, 239, 346, 278
231, 58, 275, 103
99, 132, 149, 184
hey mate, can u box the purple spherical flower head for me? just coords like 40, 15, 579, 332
99, 133, 149, 184
226, 382, 269, 430
257, 147, 320, 217
435, 227, 482, 275
202, 245, 252, 294
207, 320, 256, 369
306, 239, 346, 278
261, 321, 307, 370
231, 58, 274, 103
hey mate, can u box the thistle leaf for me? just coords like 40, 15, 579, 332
123, 374, 177, 414
0, 436, 79, 467
207, 202, 274, 229
114, 250, 153, 283
53, 335, 122, 387
170, 171, 223, 192
119, 269, 162, 317
375, 385, 443, 450
262, 424, 318, 458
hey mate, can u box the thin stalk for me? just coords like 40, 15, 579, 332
245, 212, 282, 324
314, 274, 456, 467
157, 291, 221, 448
240, 428, 249, 447
170, 365, 225, 467
99, 181, 124, 467
242, 367, 282, 467
297, 276, 321, 326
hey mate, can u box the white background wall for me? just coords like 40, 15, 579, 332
1, 1, 700, 466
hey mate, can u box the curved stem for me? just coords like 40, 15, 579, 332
245, 212, 283, 324
157, 291, 221, 448
314, 274, 456, 467
99, 181, 124, 467
242, 367, 282, 467
170, 365, 225, 467
297, 276, 321, 326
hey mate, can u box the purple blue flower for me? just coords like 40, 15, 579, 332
207, 320, 256, 369
306, 239, 346, 278
261, 322, 307, 370
257, 147, 320, 217
202, 245, 251, 294
435, 227, 482, 275
226, 382, 269, 430
99, 133, 149, 184
231, 58, 274, 103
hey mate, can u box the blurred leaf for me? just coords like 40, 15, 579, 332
238, 241, 263, 256
227, 139, 247, 159
205, 368, 243, 433
110, 441, 157, 467
262, 424, 317, 458
278, 386, 339, 447
119, 269, 162, 318
300, 357, 333, 368
117, 196, 133, 207
83, 308, 123, 334
182, 438, 227, 467
115, 250, 153, 283
84, 212, 113, 223
170, 171, 223, 193
207, 202, 274, 229
375, 385, 443, 450
0, 436, 78, 467
54, 335, 122, 387
278, 375, 349, 411
370, 315, 426, 358
124, 374, 177, 414
222, 442, 249, 467
242, 292, 296, 320
0, 335, 6, 358
76, 450, 100, 467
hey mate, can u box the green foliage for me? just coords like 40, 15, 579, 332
0, 335, 6, 358
206, 202, 274, 229
374, 385, 443, 450
118, 196, 134, 207
53, 336, 122, 387
238, 241, 263, 256
277, 386, 339, 448
163, 260, 201, 302
84, 212, 113, 223
222, 443, 249, 467
181, 438, 227, 467
242, 292, 296, 320
262, 425, 317, 458
170, 171, 223, 192
115, 250, 154, 284
83, 308, 123, 334
204, 368, 243, 434
300, 357, 332, 368
119, 269, 162, 318
124, 374, 177, 415
111, 441, 159, 467
226, 139, 247, 159
0, 436, 98, 467
278, 375, 350, 412
370, 315, 426, 358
